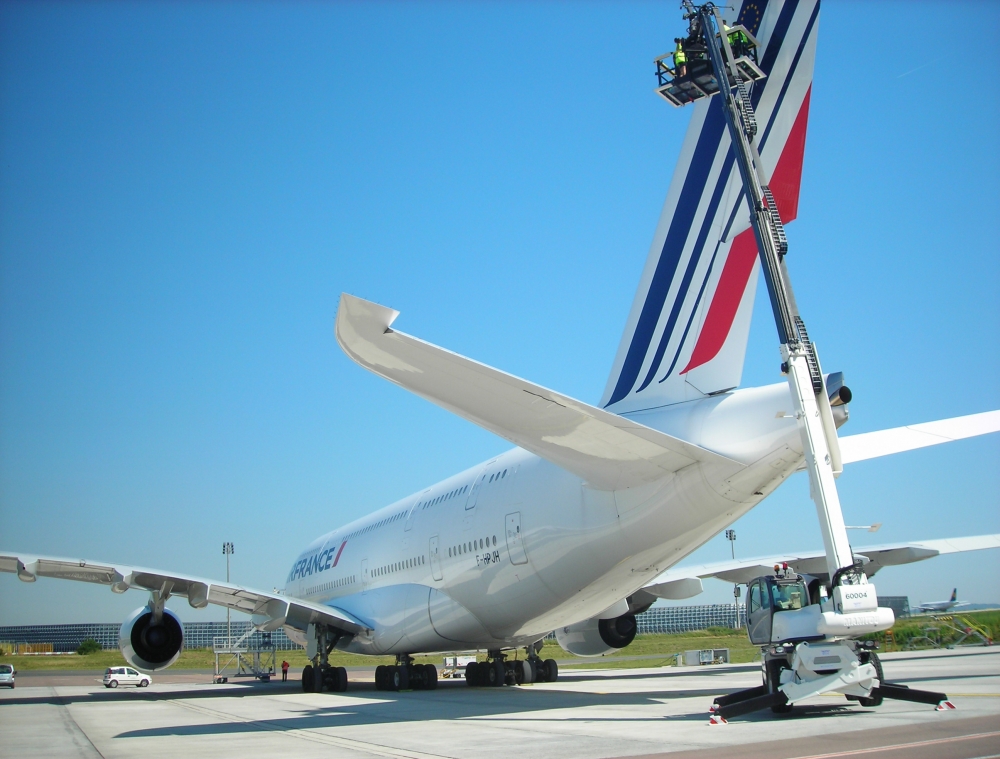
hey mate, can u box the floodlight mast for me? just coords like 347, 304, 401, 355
689, 1, 856, 589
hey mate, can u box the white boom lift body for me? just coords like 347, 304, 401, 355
658, 3, 955, 720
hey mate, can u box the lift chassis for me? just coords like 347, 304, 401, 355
659, 3, 956, 721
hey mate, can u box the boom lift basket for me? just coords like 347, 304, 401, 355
654, 24, 765, 107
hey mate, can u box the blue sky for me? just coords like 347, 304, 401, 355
1, 1, 997, 626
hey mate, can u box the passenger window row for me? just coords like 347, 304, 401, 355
449, 535, 497, 558
487, 469, 508, 484
374, 554, 425, 578
420, 484, 470, 511
345, 510, 407, 541
308, 575, 356, 596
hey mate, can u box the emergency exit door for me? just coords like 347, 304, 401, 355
429, 535, 443, 581
505, 512, 528, 565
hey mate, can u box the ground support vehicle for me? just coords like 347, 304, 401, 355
657, 3, 958, 722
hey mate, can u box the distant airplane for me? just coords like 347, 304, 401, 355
915, 589, 970, 613
3, 0, 1000, 695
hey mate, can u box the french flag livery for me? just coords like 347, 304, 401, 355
602, 0, 818, 412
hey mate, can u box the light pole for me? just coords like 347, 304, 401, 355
725, 530, 740, 629
222, 542, 234, 646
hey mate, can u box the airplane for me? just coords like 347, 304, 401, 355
914, 589, 970, 614
2, 0, 1000, 694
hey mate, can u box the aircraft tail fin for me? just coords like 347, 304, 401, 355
602, 0, 820, 412
951, 588, 958, 602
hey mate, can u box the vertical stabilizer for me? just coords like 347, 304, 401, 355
602, 0, 819, 413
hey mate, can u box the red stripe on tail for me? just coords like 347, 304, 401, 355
681, 87, 813, 375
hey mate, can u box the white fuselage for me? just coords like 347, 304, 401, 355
285, 381, 813, 655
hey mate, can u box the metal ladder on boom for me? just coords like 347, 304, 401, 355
663, 2, 955, 720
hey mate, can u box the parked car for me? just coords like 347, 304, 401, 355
0, 664, 14, 688
103, 666, 151, 688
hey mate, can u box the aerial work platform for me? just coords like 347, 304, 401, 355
654, 23, 764, 107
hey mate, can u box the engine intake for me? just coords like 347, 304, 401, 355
119, 605, 184, 671
556, 613, 638, 657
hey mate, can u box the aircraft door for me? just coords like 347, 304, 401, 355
505, 512, 528, 565
746, 578, 772, 645
429, 535, 443, 581
405, 493, 426, 531
465, 460, 495, 510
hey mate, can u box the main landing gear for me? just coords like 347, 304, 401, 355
302, 623, 349, 693
375, 655, 438, 692
465, 648, 559, 687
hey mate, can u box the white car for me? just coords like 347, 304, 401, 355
0, 664, 14, 688
103, 666, 151, 688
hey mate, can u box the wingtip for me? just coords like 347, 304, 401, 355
335, 293, 401, 350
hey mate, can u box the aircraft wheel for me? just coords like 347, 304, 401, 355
858, 653, 884, 707
391, 664, 409, 691
334, 666, 348, 692
302, 665, 314, 692
487, 659, 504, 687
375, 665, 386, 690
465, 661, 479, 686
424, 664, 437, 690
543, 658, 558, 682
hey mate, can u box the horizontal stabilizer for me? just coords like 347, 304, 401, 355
0, 552, 371, 636
643, 534, 1000, 593
839, 410, 1000, 464
335, 294, 741, 491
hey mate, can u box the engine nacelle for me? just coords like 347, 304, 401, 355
555, 613, 638, 657
119, 605, 184, 671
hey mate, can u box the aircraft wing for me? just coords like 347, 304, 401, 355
0, 552, 372, 636
641, 534, 1000, 598
838, 410, 1000, 465
335, 294, 742, 491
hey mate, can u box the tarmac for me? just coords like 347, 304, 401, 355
1, 647, 998, 759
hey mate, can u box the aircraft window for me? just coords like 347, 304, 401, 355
489, 474, 495, 482
503, 469, 507, 477
492, 535, 497, 546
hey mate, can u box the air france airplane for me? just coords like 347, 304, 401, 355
3, 0, 999, 694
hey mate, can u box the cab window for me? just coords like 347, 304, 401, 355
771, 581, 807, 611
126, 668, 138, 676
748, 583, 761, 614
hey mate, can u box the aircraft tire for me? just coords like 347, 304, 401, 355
333, 666, 348, 692
465, 661, 479, 686
391, 664, 409, 691
488, 659, 504, 687
424, 664, 437, 690
374, 665, 386, 690
543, 659, 558, 683
302, 665, 314, 692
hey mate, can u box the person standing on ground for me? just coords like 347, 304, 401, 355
281, 660, 289, 682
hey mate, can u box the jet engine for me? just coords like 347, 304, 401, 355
555, 613, 638, 657
119, 605, 184, 671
